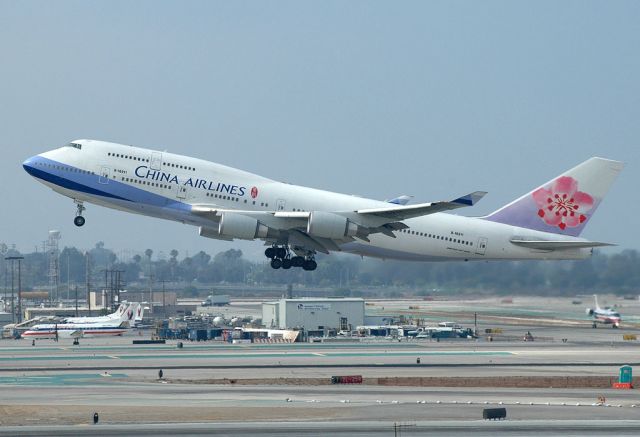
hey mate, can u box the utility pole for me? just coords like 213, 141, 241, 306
148, 274, 154, 315
18, 258, 22, 323
5, 256, 24, 323
102, 269, 109, 312
85, 252, 91, 316
74, 285, 78, 317
109, 269, 114, 311
114, 270, 125, 308
3, 261, 7, 310
66, 251, 70, 301
159, 279, 167, 314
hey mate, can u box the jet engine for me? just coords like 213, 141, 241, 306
586, 308, 594, 316
218, 212, 270, 240
307, 211, 360, 239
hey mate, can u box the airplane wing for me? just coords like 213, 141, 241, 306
356, 191, 486, 221
509, 239, 615, 250
191, 190, 486, 254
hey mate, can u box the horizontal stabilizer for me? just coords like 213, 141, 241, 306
509, 239, 615, 250
356, 191, 487, 221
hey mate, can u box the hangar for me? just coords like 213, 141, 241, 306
262, 298, 364, 335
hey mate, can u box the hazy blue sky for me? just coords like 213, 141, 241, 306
1, 1, 638, 260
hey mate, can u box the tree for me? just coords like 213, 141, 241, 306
89, 242, 116, 268
59, 247, 86, 284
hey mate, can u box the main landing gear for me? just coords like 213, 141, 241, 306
265, 246, 317, 271
73, 201, 86, 227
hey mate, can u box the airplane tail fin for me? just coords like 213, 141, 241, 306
594, 294, 601, 311
483, 157, 623, 236
111, 302, 127, 318
120, 303, 136, 323
134, 303, 144, 326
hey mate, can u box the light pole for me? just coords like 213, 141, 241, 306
5, 256, 24, 323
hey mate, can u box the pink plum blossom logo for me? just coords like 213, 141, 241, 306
532, 176, 594, 230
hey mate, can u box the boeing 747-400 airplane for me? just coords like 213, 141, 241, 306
23, 140, 623, 271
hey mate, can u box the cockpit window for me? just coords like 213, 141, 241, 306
65, 142, 82, 150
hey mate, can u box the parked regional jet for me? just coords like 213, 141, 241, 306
63, 302, 139, 325
586, 295, 621, 328
23, 140, 623, 271
22, 304, 136, 339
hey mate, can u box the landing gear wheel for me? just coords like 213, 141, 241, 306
291, 256, 305, 267
270, 258, 283, 269
74, 216, 85, 227
613, 324, 619, 329
265, 247, 276, 259
282, 258, 292, 269
302, 259, 317, 271
592, 322, 597, 328
276, 247, 287, 259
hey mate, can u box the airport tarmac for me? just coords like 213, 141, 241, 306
1, 296, 639, 434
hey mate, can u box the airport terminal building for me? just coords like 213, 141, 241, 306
262, 298, 365, 335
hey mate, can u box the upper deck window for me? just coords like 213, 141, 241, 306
65, 142, 82, 150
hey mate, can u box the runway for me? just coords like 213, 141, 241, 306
3, 420, 640, 436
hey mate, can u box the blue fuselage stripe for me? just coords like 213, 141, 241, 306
24, 162, 129, 201
24, 156, 191, 212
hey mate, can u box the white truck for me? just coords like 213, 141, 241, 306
201, 294, 230, 307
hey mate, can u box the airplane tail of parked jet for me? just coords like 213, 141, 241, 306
483, 157, 624, 237
133, 303, 144, 327
593, 294, 601, 311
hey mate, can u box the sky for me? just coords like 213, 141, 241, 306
1, 1, 638, 261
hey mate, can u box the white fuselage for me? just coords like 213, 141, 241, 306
23, 140, 592, 262
22, 322, 129, 338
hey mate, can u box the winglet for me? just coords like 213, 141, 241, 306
452, 191, 487, 206
386, 195, 413, 205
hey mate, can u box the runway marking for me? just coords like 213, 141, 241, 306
0, 373, 129, 386
0, 351, 514, 362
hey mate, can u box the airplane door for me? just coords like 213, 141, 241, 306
99, 166, 110, 184
276, 199, 286, 211
150, 152, 162, 171
176, 185, 188, 200
475, 237, 488, 255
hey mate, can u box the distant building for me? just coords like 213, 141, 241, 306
89, 290, 177, 310
262, 298, 364, 336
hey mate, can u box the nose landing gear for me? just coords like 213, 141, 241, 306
74, 201, 86, 227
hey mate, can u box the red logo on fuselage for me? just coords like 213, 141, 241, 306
251, 187, 258, 198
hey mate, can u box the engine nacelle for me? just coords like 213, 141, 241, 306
307, 211, 359, 239
199, 226, 232, 241
586, 308, 594, 316
218, 212, 269, 240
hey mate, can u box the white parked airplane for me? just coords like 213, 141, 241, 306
23, 140, 623, 271
22, 304, 135, 339
63, 302, 139, 325
586, 295, 621, 328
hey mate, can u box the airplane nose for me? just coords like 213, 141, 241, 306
23, 156, 38, 176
